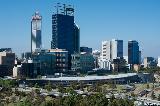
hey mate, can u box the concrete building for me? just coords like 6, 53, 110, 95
92, 50, 101, 68
133, 64, 140, 72
13, 59, 22, 78
102, 40, 111, 60
19, 49, 68, 78
128, 40, 140, 65
99, 59, 111, 70
49, 49, 68, 73
144, 57, 157, 68
111, 57, 128, 73
0, 50, 15, 77
71, 53, 80, 71
102, 39, 123, 61
111, 39, 123, 60
32, 49, 69, 75
31, 12, 42, 53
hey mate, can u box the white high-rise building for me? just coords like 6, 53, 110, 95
31, 12, 42, 53
111, 39, 123, 60
158, 57, 160, 67
101, 39, 123, 61
102, 41, 111, 60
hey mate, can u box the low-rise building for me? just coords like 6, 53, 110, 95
32, 49, 68, 75
80, 52, 95, 72
0, 49, 15, 77
111, 57, 128, 73
80, 46, 92, 54
49, 49, 68, 72
99, 59, 111, 70
92, 50, 101, 68
71, 53, 80, 71
144, 57, 157, 68
13, 59, 22, 78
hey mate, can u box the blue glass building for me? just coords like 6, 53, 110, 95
51, 4, 80, 70
128, 40, 140, 64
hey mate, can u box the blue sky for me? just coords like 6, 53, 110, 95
0, 0, 160, 57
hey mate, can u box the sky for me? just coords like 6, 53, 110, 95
0, 0, 160, 58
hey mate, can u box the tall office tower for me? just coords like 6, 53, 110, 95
102, 40, 111, 60
128, 40, 140, 65
31, 12, 42, 53
102, 39, 123, 60
51, 3, 80, 54
51, 4, 80, 70
111, 39, 123, 60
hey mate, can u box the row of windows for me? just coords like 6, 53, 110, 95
56, 59, 66, 62
81, 63, 94, 66
56, 64, 67, 67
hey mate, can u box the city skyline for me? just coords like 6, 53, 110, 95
0, 0, 160, 57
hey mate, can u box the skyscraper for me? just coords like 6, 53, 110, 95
102, 40, 111, 60
51, 4, 80, 54
128, 40, 140, 65
51, 4, 80, 70
102, 39, 123, 60
31, 12, 42, 53
111, 39, 123, 60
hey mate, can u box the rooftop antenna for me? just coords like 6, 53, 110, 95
63, 4, 66, 15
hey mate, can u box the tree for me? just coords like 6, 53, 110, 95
34, 83, 39, 88
15, 88, 20, 96
35, 88, 40, 94
16, 98, 32, 106
158, 94, 160, 101
5, 98, 10, 106
57, 84, 65, 93
146, 83, 150, 89
110, 94, 115, 103
131, 92, 136, 98
45, 81, 52, 92
108, 80, 116, 90
95, 93, 109, 106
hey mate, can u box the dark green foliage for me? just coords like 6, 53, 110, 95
44, 81, 52, 91
158, 94, 160, 101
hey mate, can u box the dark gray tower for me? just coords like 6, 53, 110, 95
51, 3, 80, 54
128, 40, 140, 65
51, 3, 80, 70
